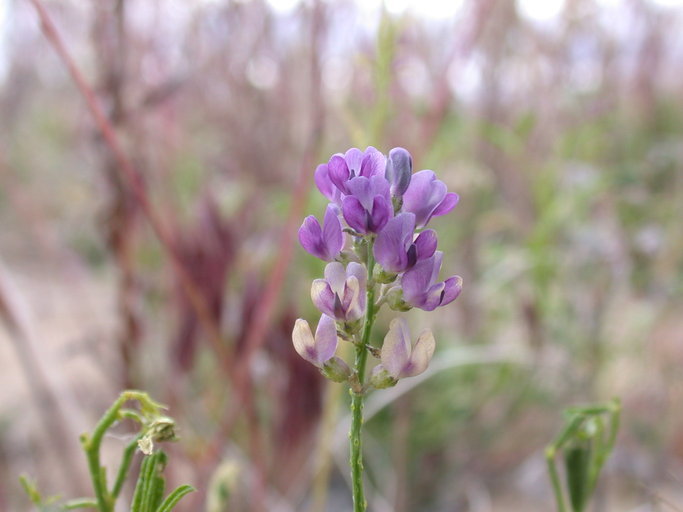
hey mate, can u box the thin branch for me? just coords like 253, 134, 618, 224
27, 0, 231, 369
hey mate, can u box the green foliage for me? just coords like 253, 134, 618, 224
20, 391, 194, 512
546, 399, 621, 512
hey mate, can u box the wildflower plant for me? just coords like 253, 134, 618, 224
20, 390, 194, 512
294, 146, 462, 511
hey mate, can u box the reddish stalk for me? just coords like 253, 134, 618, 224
27, 0, 231, 369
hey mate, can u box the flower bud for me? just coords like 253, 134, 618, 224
321, 356, 352, 383
138, 416, 177, 455
386, 147, 412, 198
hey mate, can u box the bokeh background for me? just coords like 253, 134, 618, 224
1, 0, 683, 510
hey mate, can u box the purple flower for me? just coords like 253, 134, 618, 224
311, 262, 367, 322
314, 164, 343, 205
373, 213, 437, 273
401, 252, 462, 311
385, 147, 412, 197
292, 314, 338, 367
298, 204, 344, 261
342, 175, 393, 234
402, 170, 459, 228
329, 147, 386, 193
314, 147, 386, 203
370, 318, 435, 386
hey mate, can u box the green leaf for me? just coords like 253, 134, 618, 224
19, 475, 43, 505
564, 443, 592, 512
62, 499, 98, 510
155, 485, 196, 512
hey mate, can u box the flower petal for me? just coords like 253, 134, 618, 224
369, 175, 391, 200
328, 155, 351, 193
430, 251, 443, 284
298, 215, 325, 259
401, 255, 437, 306
402, 170, 447, 227
439, 275, 463, 307
402, 329, 435, 377
369, 195, 391, 233
419, 282, 445, 311
381, 318, 412, 378
342, 275, 363, 321
346, 262, 367, 291
432, 192, 459, 217
324, 261, 347, 296
292, 318, 318, 365
346, 262, 367, 312
342, 195, 369, 234
344, 147, 364, 175
359, 146, 387, 178
322, 205, 343, 260
413, 229, 437, 261
314, 164, 336, 202
314, 314, 338, 364
374, 213, 415, 272
346, 176, 373, 210
311, 279, 336, 318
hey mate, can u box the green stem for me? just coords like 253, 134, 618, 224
80, 390, 161, 512
546, 447, 567, 512
350, 240, 377, 512
111, 434, 144, 500
82, 394, 128, 512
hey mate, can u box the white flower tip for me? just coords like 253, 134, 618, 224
292, 319, 316, 364
404, 329, 436, 377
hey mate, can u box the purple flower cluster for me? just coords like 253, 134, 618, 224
294, 146, 462, 386
300, 146, 461, 311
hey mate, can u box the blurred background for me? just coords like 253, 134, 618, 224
1, 0, 683, 510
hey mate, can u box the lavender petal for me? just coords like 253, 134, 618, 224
369, 195, 391, 233
342, 195, 369, 234
314, 164, 337, 203
328, 155, 351, 193
314, 314, 339, 364
401, 256, 437, 306
374, 213, 414, 272
311, 279, 336, 318
381, 318, 412, 379
439, 275, 463, 307
432, 192, 460, 217
322, 205, 344, 260
413, 229, 438, 261
298, 216, 326, 260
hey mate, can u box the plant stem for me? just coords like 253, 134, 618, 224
81, 391, 159, 512
82, 394, 129, 512
546, 447, 567, 512
112, 434, 144, 500
350, 240, 377, 512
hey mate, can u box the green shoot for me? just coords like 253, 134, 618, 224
546, 398, 621, 512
